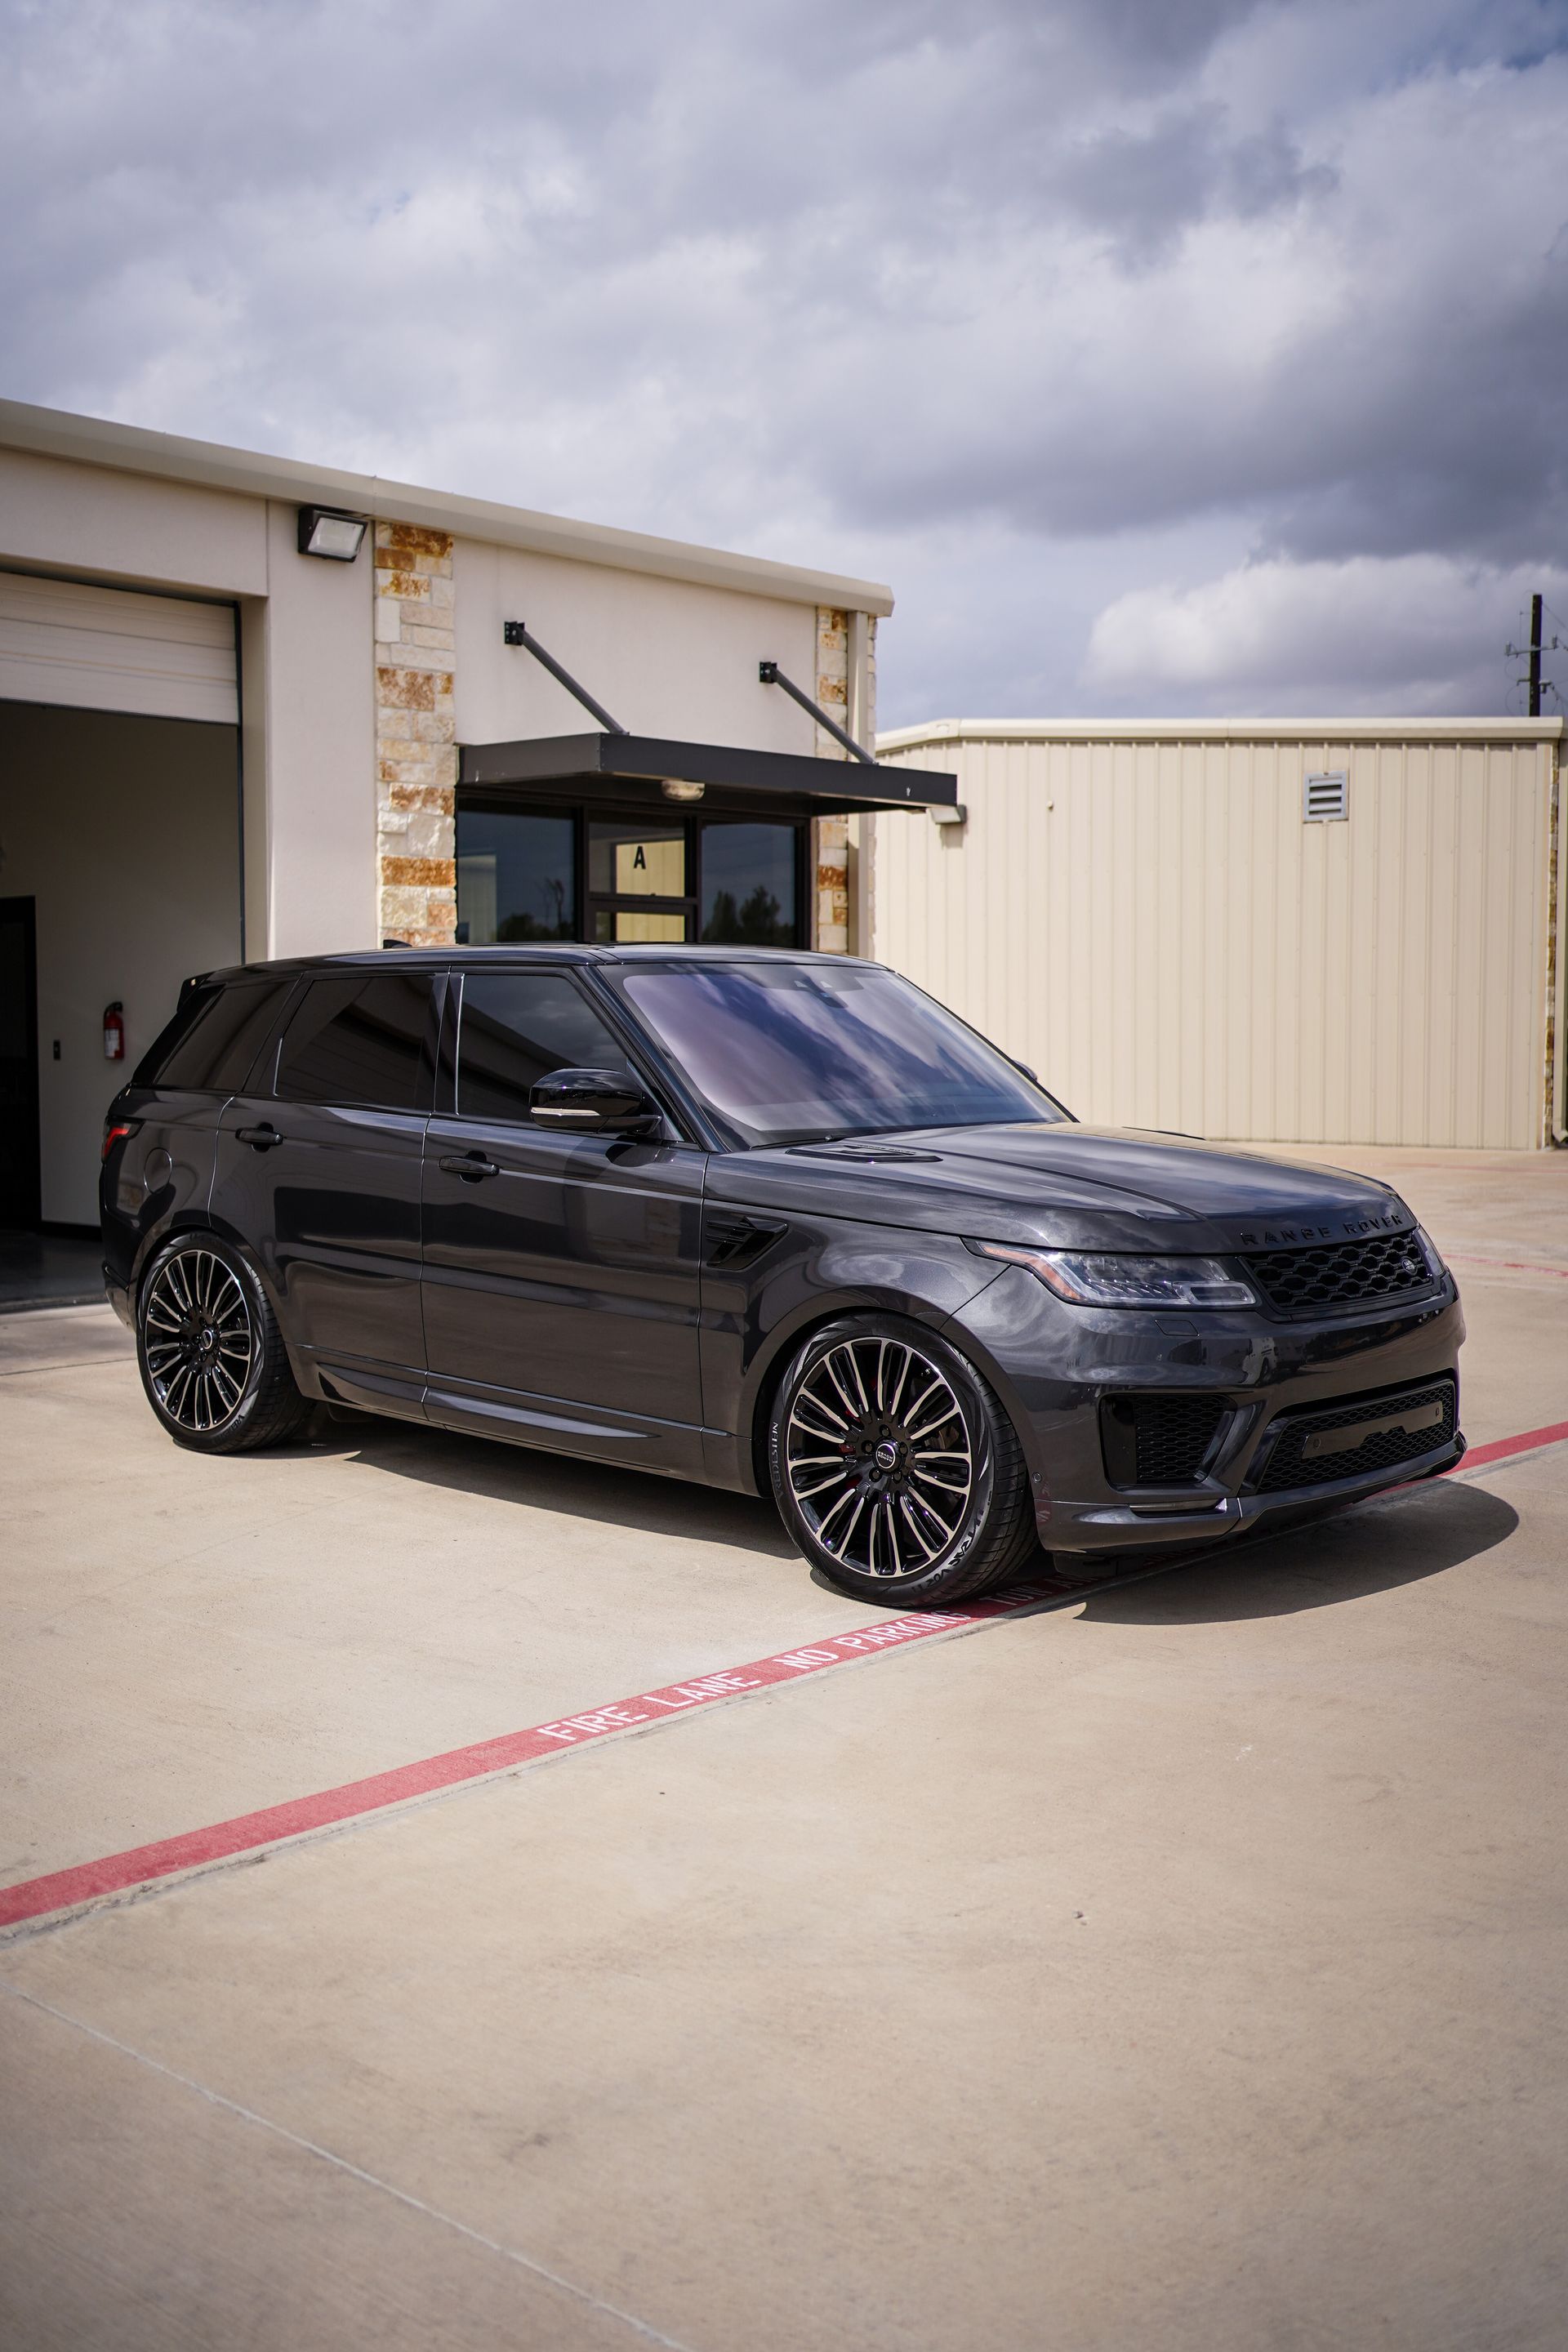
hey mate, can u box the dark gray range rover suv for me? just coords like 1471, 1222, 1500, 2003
102, 947, 1464, 1605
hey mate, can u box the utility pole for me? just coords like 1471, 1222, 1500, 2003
1507, 595, 1558, 714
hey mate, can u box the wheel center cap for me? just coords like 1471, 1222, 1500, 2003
874, 1439, 901, 1472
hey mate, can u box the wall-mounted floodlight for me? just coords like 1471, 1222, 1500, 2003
297, 506, 368, 561
662, 779, 706, 803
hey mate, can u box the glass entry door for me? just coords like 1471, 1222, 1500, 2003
587, 819, 693, 943
455, 798, 807, 949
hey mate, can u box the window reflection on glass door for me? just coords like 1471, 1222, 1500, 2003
700, 823, 797, 947
456, 810, 576, 944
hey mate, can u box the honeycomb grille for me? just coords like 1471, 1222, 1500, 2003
1101, 1394, 1230, 1487
1250, 1376, 1456, 1494
1244, 1230, 1436, 1316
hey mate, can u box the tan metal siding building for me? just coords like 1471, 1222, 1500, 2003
871, 720, 1565, 1152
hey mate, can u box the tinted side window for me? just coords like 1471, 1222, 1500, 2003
275, 973, 435, 1111
135, 984, 218, 1087
147, 980, 293, 1093
457, 973, 628, 1123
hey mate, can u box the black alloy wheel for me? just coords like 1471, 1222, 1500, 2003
768, 1313, 1039, 1606
136, 1234, 313, 1453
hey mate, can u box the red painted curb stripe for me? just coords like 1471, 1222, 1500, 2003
1448, 1253, 1568, 1281
0, 1580, 1075, 1933
5, 1413, 1565, 1936
1450, 1418, 1568, 1471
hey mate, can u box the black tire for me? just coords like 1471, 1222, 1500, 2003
136, 1233, 313, 1454
768, 1313, 1040, 1606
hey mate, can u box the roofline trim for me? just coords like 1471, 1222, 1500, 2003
878, 715, 1565, 749
0, 399, 895, 617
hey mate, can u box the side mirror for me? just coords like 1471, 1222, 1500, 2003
530, 1067, 662, 1138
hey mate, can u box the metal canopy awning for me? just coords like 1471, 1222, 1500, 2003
458, 731, 958, 817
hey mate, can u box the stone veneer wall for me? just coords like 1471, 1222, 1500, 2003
814, 608, 850, 951
373, 522, 457, 946
812, 606, 877, 952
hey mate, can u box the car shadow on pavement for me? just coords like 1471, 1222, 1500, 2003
296, 1410, 802, 1560
1067, 1477, 1518, 1624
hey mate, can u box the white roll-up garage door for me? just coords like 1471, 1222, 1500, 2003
0, 570, 237, 724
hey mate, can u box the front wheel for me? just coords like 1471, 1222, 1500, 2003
768, 1314, 1039, 1606
136, 1233, 313, 1453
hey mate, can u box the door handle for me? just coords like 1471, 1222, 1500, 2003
439, 1153, 500, 1182
236, 1124, 281, 1151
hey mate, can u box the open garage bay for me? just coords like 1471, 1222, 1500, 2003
2, 1146, 1566, 2351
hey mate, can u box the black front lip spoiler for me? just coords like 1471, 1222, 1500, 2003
1056, 1429, 1467, 1550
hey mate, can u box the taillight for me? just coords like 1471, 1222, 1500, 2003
102, 1121, 134, 1162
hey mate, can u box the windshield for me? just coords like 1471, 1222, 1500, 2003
614, 960, 1066, 1147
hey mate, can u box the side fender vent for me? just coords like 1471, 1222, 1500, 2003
706, 1214, 787, 1268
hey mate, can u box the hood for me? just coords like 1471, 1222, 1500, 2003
707, 1122, 1414, 1254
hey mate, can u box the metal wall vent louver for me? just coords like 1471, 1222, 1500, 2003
1303, 769, 1349, 822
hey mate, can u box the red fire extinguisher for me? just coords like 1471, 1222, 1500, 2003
104, 1001, 126, 1062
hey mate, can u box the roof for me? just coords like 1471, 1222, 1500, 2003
200, 944, 874, 982
0, 397, 894, 617
880, 715, 1565, 749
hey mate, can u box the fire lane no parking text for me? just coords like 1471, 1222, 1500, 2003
2, 1414, 1565, 1941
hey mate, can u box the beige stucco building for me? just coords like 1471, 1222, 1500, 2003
872, 719, 1566, 1152
0, 400, 948, 1227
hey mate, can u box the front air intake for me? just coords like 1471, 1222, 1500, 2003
1249, 1376, 1457, 1494
1101, 1394, 1231, 1489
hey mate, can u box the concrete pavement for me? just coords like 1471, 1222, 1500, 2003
2, 1144, 1566, 2350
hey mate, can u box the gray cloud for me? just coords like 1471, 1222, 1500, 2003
2, 0, 1566, 722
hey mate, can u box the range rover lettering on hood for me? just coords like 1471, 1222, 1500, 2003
1235, 1209, 1411, 1246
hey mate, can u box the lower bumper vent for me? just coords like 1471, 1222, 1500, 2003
1250, 1375, 1457, 1494
1102, 1394, 1230, 1489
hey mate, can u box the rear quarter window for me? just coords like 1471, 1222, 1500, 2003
138, 979, 293, 1093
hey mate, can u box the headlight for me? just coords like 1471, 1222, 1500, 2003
1414, 1225, 1448, 1278
973, 1241, 1256, 1309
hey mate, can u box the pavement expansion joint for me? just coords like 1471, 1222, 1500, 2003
0, 1975, 702, 2352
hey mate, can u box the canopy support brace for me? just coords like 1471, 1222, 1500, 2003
759, 658, 875, 765
503, 621, 628, 735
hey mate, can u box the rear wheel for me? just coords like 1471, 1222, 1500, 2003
136, 1234, 313, 1454
768, 1314, 1039, 1606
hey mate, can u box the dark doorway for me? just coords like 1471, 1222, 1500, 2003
0, 896, 41, 1229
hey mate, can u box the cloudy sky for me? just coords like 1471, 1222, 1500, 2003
4, 0, 1566, 725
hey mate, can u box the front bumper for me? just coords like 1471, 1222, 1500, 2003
953, 1265, 1465, 1557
